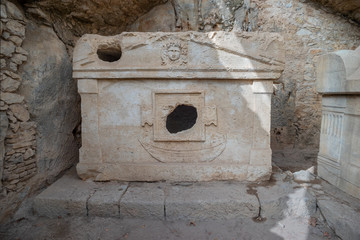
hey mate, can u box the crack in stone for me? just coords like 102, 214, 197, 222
118, 184, 130, 217
246, 184, 266, 223
163, 183, 169, 220
86, 189, 97, 217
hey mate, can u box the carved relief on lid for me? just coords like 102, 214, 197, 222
161, 38, 188, 66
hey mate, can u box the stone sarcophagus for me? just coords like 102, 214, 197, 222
316, 46, 360, 199
73, 32, 285, 182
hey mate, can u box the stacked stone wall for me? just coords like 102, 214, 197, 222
0, 1, 37, 210
256, 0, 360, 169
1, 0, 81, 222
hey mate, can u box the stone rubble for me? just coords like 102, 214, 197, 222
293, 170, 316, 182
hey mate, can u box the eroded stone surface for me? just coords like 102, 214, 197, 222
166, 182, 259, 220
257, 184, 317, 219
0, 92, 24, 104
30, 165, 359, 240
88, 183, 128, 218
0, 77, 20, 92
310, 179, 360, 240
128, 1, 175, 32
120, 183, 165, 219
318, 199, 360, 240
33, 169, 97, 218
9, 104, 29, 122
20, 21, 80, 181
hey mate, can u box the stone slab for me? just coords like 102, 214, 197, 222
33, 169, 97, 218
36, 168, 355, 224
77, 163, 271, 182
120, 182, 165, 220
317, 199, 360, 240
88, 183, 128, 217
310, 179, 360, 240
165, 182, 259, 221
257, 183, 317, 219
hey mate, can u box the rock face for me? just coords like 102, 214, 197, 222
19, 22, 80, 180
128, 1, 176, 32
24, 0, 167, 46
312, 0, 360, 24
129, 0, 257, 32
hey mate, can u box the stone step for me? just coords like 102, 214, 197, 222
310, 180, 360, 240
33, 168, 318, 221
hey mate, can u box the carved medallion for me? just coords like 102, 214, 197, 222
161, 38, 188, 66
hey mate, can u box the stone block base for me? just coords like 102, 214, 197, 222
76, 162, 271, 182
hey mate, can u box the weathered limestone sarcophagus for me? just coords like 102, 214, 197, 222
73, 32, 284, 182
316, 46, 360, 199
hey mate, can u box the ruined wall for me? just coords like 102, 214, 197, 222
256, 0, 360, 170
0, 0, 80, 222
0, 0, 37, 221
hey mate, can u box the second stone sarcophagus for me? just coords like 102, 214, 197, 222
316, 46, 360, 199
73, 32, 284, 182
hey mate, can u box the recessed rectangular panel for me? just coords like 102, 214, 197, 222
153, 91, 205, 142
